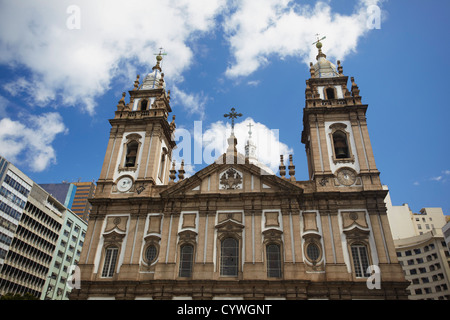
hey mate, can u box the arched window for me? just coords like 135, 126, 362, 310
158, 148, 167, 180
101, 246, 119, 278
266, 244, 282, 278
125, 141, 138, 167
333, 131, 350, 159
351, 244, 371, 278
140, 99, 148, 111
179, 244, 194, 277
220, 237, 238, 276
325, 87, 336, 100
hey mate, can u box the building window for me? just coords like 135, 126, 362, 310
125, 141, 138, 168
266, 244, 282, 278
101, 246, 119, 278
158, 148, 168, 181
351, 244, 370, 278
306, 242, 321, 263
325, 87, 336, 100
140, 99, 148, 111
333, 131, 350, 159
143, 243, 159, 265
179, 245, 194, 277
220, 237, 239, 276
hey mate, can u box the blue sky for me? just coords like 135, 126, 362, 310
0, 0, 448, 215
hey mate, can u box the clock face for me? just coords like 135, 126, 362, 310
117, 176, 133, 192
337, 168, 356, 186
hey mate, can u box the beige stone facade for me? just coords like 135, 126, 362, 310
70, 45, 408, 300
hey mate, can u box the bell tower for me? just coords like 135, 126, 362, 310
96, 51, 176, 196
301, 39, 381, 190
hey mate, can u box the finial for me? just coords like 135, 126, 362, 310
279, 155, 286, 179
312, 34, 327, 60
224, 107, 243, 133
169, 161, 177, 184
351, 77, 360, 97
169, 115, 176, 131
133, 74, 140, 90
152, 47, 167, 72
178, 160, 185, 181
288, 155, 296, 181
116, 92, 126, 110
337, 60, 343, 74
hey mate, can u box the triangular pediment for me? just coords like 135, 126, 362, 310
160, 161, 303, 198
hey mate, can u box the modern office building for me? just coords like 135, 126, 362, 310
41, 207, 87, 300
0, 156, 88, 299
0, 182, 63, 298
443, 221, 450, 251
0, 156, 33, 268
71, 182, 96, 222
395, 229, 450, 300
385, 189, 450, 300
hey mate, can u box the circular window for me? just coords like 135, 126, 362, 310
306, 242, 320, 262
145, 244, 158, 263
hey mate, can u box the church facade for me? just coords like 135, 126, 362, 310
70, 43, 408, 300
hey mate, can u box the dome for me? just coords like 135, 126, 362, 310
312, 41, 339, 78
313, 56, 339, 78
140, 68, 165, 90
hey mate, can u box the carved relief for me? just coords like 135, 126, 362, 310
217, 212, 242, 224
341, 211, 368, 229
104, 216, 128, 233
341, 211, 371, 241
219, 168, 243, 190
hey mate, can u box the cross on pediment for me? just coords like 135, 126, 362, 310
224, 108, 242, 132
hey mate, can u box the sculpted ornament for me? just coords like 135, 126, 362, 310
219, 168, 243, 190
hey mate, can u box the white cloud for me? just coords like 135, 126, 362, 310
0, 112, 68, 172
171, 85, 209, 120
0, 0, 226, 114
223, 0, 383, 78
431, 176, 443, 182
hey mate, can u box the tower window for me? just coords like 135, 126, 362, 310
266, 244, 282, 278
325, 87, 336, 100
332, 131, 350, 159
220, 237, 238, 276
158, 148, 167, 180
351, 244, 371, 278
179, 244, 194, 277
140, 99, 148, 111
125, 141, 138, 167
101, 246, 119, 278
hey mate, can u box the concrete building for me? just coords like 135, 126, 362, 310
41, 207, 87, 300
442, 221, 450, 251
395, 229, 450, 300
385, 189, 450, 300
0, 156, 88, 299
0, 182, 63, 298
71, 43, 408, 300
0, 156, 33, 268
